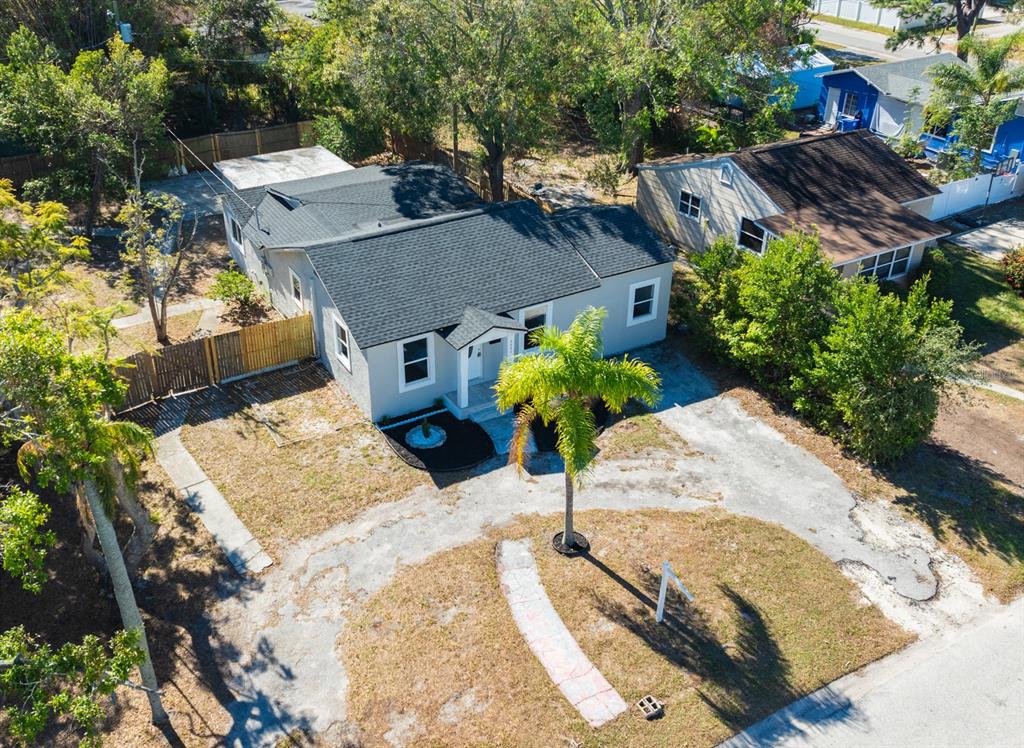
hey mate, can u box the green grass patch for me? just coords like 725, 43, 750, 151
812, 13, 893, 35
939, 242, 1024, 350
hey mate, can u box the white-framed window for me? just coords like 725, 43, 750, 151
853, 246, 913, 280
398, 334, 434, 392
289, 269, 303, 310
841, 92, 859, 117
333, 316, 351, 372
519, 302, 553, 351
230, 218, 243, 244
627, 278, 660, 326
738, 217, 767, 253
678, 190, 702, 220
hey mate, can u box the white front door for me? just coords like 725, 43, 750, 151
467, 343, 483, 380
824, 87, 840, 125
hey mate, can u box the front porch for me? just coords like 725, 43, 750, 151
443, 379, 502, 421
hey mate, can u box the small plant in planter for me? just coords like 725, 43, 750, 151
421, 418, 431, 437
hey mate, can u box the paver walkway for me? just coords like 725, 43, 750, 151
497, 539, 628, 728
113, 298, 221, 329
154, 398, 271, 575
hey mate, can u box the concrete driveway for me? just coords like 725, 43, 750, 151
200, 344, 994, 746
949, 216, 1024, 261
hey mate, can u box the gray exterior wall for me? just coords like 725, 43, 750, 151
222, 205, 270, 293
359, 263, 674, 422
873, 96, 924, 138
636, 159, 780, 252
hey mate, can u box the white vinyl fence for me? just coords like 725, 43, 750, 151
928, 170, 1024, 220
812, 0, 934, 29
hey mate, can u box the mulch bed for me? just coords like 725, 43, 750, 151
381, 409, 495, 472
518, 399, 610, 453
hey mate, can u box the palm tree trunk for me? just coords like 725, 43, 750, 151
111, 459, 156, 574
81, 478, 169, 727
563, 472, 575, 548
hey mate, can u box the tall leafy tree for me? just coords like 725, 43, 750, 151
874, 0, 1021, 58
0, 311, 169, 728
0, 180, 89, 308
0, 29, 170, 236
495, 307, 661, 554
355, 0, 562, 200
925, 32, 1024, 174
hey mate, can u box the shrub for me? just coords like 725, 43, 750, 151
798, 278, 978, 463
313, 112, 385, 161
1002, 246, 1024, 295
724, 232, 839, 395
919, 246, 954, 299
208, 269, 266, 322
583, 156, 623, 196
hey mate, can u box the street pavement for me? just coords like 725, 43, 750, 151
721, 598, 1024, 748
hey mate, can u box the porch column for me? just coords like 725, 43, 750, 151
458, 346, 469, 409
505, 333, 516, 361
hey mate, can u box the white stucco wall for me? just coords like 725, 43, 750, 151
636, 160, 780, 252
358, 263, 675, 422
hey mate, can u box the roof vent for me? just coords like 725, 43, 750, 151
265, 188, 301, 211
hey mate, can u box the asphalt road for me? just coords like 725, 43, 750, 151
722, 598, 1024, 748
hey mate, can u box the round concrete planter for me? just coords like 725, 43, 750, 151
405, 425, 447, 449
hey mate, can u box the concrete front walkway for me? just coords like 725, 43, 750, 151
154, 398, 271, 575
950, 216, 1024, 262
497, 539, 628, 727
721, 598, 1024, 748
113, 298, 221, 329
200, 344, 994, 746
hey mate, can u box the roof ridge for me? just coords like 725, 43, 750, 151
306, 200, 530, 248
734, 131, 855, 157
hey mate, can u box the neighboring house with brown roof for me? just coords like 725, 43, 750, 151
635, 130, 950, 282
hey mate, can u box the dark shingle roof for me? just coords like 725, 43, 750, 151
731, 130, 940, 211
830, 53, 963, 103
306, 201, 603, 349
757, 190, 949, 263
551, 205, 676, 277
442, 307, 526, 350
222, 162, 480, 248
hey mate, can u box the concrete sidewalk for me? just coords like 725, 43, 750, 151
721, 598, 1024, 748
113, 298, 221, 329
154, 398, 272, 575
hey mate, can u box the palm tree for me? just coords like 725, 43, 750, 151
927, 32, 1024, 173
494, 307, 661, 555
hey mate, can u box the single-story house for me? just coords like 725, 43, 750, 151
819, 54, 1024, 169
731, 46, 834, 111
635, 130, 950, 280
220, 162, 676, 422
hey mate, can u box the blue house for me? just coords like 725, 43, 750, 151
819, 54, 1024, 169
731, 46, 834, 111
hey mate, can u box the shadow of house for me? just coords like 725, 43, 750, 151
585, 555, 816, 733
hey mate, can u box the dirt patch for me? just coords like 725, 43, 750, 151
168, 215, 233, 304
108, 309, 204, 358
179, 370, 429, 558
343, 509, 912, 747
932, 389, 1024, 491
598, 410, 695, 461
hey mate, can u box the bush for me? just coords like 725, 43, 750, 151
208, 269, 266, 323
1002, 246, 1024, 295
799, 279, 978, 463
684, 231, 978, 463
918, 246, 954, 299
583, 156, 623, 196
314, 112, 386, 162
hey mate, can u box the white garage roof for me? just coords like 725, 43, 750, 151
214, 146, 353, 190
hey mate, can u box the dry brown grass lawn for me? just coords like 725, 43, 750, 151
597, 410, 692, 461
179, 377, 429, 558
108, 309, 204, 358
343, 509, 912, 748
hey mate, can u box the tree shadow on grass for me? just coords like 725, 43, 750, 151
583, 555, 859, 738
883, 442, 1024, 571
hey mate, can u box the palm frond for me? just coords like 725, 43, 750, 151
555, 396, 597, 484
592, 356, 662, 412
508, 401, 537, 474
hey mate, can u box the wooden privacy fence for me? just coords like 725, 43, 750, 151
0, 121, 315, 187
117, 314, 315, 411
